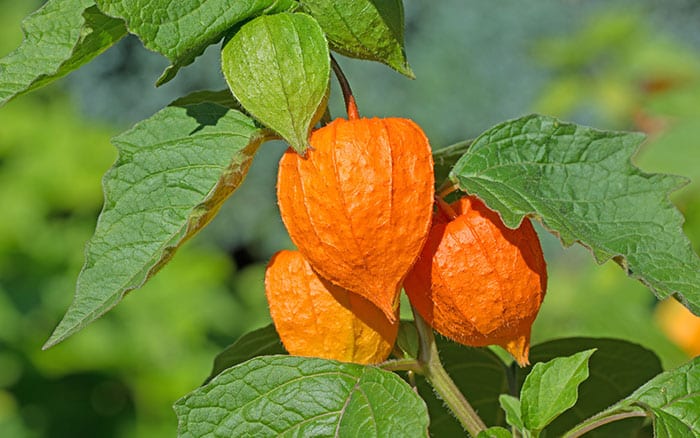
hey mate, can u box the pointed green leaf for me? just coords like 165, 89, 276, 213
413, 336, 509, 435
450, 114, 700, 315
517, 338, 661, 437
0, 1, 126, 106
499, 395, 524, 431
520, 349, 596, 432
622, 356, 700, 437
222, 12, 330, 154
478, 426, 513, 438
44, 103, 266, 349
175, 356, 430, 437
206, 324, 286, 383
301, 0, 413, 78
95, 0, 296, 85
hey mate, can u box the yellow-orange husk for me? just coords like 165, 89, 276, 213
404, 196, 547, 366
655, 298, 700, 357
265, 250, 399, 364
276, 116, 434, 322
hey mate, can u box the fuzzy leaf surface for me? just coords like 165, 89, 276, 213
516, 338, 661, 437
95, 0, 296, 84
221, 12, 329, 154
175, 355, 430, 437
301, 0, 412, 77
621, 356, 700, 437
44, 103, 264, 348
0, 1, 126, 106
207, 324, 286, 383
520, 349, 596, 432
450, 114, 700, 315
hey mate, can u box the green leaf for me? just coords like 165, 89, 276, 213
175, 355, 430, 437
450, 114, 700, 316
499, 395, 524, 431
0, 1, 126, 106
301, 0, 413, 78
520, 349, 596, 432
44, 103, 266, 349
516, 338, 662, 437
414, 336, 509, 435
221, 12, 330, 154
622, 356, 700, 437
95, 0, 296, 85
206, 324, 286, 383
477, 426, 513, 438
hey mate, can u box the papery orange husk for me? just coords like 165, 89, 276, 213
265, 250, 399, 364
276, 116, 434, 322
404, 196, 547, 366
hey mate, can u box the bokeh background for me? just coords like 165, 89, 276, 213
1, 1, 700, 436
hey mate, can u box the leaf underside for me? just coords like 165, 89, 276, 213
44, 103, 264, 348
450, 114, 700, 316
175, 355, 430, 437
95, 0, 296, 85
0, 0, 126, 106
221, 12, 330, 154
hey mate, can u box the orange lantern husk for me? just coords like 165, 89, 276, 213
265, 250, 399, 364
277, 116, 434, 322
404, 196, 547, 366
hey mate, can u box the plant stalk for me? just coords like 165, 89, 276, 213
413, 309, 487, 436
562, 409, 648, 438
330, 54, 359, 120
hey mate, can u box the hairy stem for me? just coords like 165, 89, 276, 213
562, 409, 649, 438
413, 309, 487, 436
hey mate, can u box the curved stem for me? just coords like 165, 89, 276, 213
413, 309, 487, 436
330, 54, 359, 120
562, 409, 648, 438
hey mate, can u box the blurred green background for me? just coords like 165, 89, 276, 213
1, 1, 699, 436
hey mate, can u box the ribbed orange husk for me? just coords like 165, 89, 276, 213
265, 250, 399, 364
276, 116, 434, 322
404, 196, 547, 366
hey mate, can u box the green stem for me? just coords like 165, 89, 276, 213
379, 358, 423, 373
562, 409, 648, 438
413, 309, 487, 436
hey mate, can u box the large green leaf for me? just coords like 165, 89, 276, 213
44, 103, 267, 348
520, 349, 596, 433
450, 114, 700, 315
0, 1, 126, 106
221, 12, 329, 154
301, 0, 413, 77
622, 356, 700, 437
414, 336, 509, 435
206, 324, 286, 383
517, 338, 661, 437
95, 0, 296, 85
175, 356, 430, 437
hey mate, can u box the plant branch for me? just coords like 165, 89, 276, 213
412, 309, 487, 436
562, 409, 649, 438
